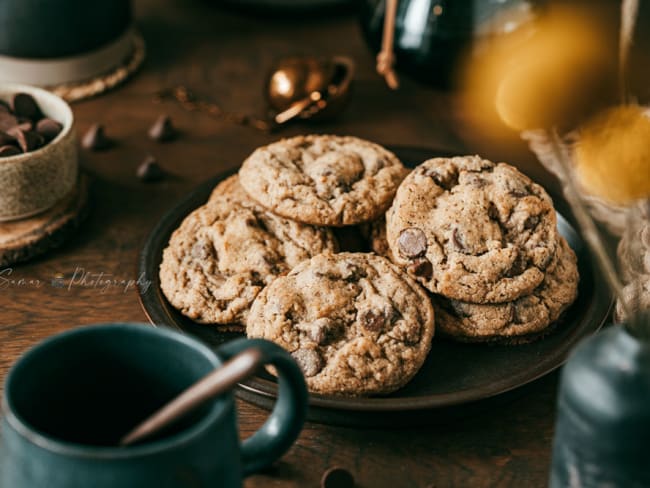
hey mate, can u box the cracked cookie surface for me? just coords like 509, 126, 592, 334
246, 252, 435, 396
386, 156, 559, 303
160, 196, 338, 326
238, 135, 407, 226
433, 237, 578, 343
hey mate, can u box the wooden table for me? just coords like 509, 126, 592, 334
1, 1, 562, 486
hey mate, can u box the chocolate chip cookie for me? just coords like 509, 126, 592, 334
386, 156, 559, 303
160, 196, 338, 326
246, 252, 435, 396
238, 135, 407, 226
433, 237, 578, 343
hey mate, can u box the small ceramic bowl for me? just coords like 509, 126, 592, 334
0, 84, 77, 222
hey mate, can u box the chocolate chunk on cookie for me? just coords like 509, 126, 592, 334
247, 252, 435, 396
386, 156, 559, 303
238, 135, 407, 226
160, 196, 338, 326
433, 237, 579, 343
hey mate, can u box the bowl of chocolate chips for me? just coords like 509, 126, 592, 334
0, 84, 77, 221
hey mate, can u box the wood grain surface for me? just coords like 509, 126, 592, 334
0, 1, 561, 486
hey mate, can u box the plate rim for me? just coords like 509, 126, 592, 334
137, 145, 614, 413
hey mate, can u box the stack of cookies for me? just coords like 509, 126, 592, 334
383, 156, 579, 344
160, 136, 579, 396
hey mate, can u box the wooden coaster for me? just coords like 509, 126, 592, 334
0, 173, 90, 267
50, 32, 146, 103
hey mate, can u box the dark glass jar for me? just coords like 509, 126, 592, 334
551, 325, 650, 488
358, 0, 544, 88
0, 0, 131, 58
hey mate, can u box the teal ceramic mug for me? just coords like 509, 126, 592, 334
0, 323, 308, 488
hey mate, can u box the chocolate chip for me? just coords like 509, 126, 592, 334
451, 228, 467, 253
137, 155, 165, 182
82, 124, 113, 150
424, 166, 458, 191
398, 228, 427, 258
511, 304, 522, 324
505, 252, 528, 277
321, 466, 354, 488
523, 215, 540, 230
36, 118, 63, 142
11, 130, 44, 152
408, 258, 433, 279
487, 202, 500, 220
360, 310, 386, 332
509, 186, 530, 197
291, 348, 324, 377
0, 145, 21, 157
148, 115, 178, 142
11, 93, 42, 120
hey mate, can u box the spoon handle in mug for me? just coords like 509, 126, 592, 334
120, 348, 264, 446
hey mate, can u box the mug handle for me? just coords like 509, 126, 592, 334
215, 338, 308, 475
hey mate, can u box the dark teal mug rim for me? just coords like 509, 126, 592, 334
2, 323, 229, 460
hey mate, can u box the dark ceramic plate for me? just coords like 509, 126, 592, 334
138, 147, 613, 426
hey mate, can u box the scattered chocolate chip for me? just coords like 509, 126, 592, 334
291, 348, 324, 377
36, 118, 63, 142
148, 115, 178, 142
523, 215, 540, 230
82, 124, 113, 150
451, 228, 468, 253
12, 130, 44, 152
137, 155, 165, 182
408, 258, 433, 279
0, 145, 21, 157
360, 310, 386, 332
398, 227, 427, 258
321, 467, 354, 488
11, 93, 42, 120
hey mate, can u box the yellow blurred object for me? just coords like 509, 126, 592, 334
461, 6, 615, 134
575, 105, 650, 204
